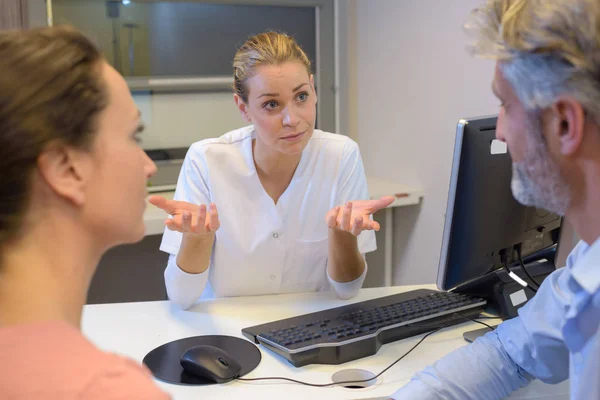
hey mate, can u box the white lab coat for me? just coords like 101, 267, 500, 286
160, 126, 376, 309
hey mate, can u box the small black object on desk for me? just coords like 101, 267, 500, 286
143, 335, 261, 385
180, 344, 242, 383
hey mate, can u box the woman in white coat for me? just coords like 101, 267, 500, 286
150, 32, 393, 310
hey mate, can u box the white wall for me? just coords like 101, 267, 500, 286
347, 0, 499, 284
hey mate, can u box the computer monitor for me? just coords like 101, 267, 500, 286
437, 115, 563, 319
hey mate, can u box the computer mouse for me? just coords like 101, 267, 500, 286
180, 345, 242, 383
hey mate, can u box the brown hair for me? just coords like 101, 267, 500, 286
233, 31, 312, 103
0, 25, 108, 246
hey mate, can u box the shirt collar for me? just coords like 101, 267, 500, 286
570, 237, 600, 294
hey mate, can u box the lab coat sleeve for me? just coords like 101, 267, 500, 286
326, 139, 376, 299
159, 144, 213, 309
163, 254, 210, 310
327, 260, 368, 300
333, 139, 377, 255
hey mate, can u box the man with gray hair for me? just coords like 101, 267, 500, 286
393, 0, 600, 399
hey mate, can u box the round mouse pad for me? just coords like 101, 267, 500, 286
143, 335, 261, 385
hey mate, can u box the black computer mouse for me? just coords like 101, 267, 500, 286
180, 345, 242, 384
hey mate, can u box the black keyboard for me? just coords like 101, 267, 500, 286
242, 289, 486, 367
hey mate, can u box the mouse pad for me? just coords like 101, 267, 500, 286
143, 335, 261, 385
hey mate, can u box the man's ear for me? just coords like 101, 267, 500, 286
36, 143, 91, 207
310, 74, 318, 104
548, 96, 586, 157
233, 94, 252, 123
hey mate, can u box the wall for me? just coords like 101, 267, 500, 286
347, 0, 499, 284
340, 0, 577, 285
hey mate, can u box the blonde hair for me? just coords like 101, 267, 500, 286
466, 0, 600, 121
233, 31, 312, 103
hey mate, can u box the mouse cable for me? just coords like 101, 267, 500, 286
236, 313, 495, 388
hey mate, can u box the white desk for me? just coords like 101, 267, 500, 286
82, 285, 569, 400
144, 177, 424, 286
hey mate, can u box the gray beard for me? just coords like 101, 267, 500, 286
511, 162, 539, 207
510, 118, 571, 216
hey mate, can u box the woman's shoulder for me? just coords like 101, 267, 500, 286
0, 320, 95, 352
188, 125, 254, 155
309, 129, 359, 154
82, 354, 170, 399
0, 321, 169, 399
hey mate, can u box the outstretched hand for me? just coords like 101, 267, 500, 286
325, 196, 394, 236
148, 195, 220, 236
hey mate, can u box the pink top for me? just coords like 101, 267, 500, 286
0, 321, 171, 399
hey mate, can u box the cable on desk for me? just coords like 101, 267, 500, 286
236, 313, 494, 387
406, 314, 496, 331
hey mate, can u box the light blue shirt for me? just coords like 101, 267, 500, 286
393, 239, 600, 400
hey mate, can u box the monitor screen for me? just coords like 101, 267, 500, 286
437, 116, 562, 292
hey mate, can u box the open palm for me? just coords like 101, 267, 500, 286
148, 195, 220, 236
326, 196, 394, 236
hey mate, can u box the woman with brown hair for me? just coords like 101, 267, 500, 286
0, 26, 168, 399
150, 32, 393, 310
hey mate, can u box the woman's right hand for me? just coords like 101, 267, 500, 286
148, 195, 220, 236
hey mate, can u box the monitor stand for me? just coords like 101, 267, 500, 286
454, 258, 556, 320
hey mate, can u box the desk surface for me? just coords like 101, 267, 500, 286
82, 285, 569, 399
143, 177, 425, 236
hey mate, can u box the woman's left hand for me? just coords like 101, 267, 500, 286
326, 196, 395, 236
